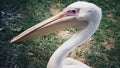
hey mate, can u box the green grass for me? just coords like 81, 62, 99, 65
0, 0, 120, 68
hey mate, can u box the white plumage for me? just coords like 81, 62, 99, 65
11, 1, 102, 68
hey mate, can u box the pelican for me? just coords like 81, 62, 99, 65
10, 1, 102, 68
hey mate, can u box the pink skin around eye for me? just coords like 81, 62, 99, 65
64, 7, 80, 16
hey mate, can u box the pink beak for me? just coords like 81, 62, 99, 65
10, 11, 88, 43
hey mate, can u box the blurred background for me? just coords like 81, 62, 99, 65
0, 0, 120, 68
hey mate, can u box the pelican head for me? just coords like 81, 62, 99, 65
10, 1, 101, 43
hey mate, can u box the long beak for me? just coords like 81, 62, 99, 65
10, 11, 87, 43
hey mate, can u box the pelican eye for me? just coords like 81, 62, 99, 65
66, 8, 80, 16
71, 10, 76, 14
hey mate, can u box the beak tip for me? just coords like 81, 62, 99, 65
10, 39, 14, 43
10, 37, 17, 43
